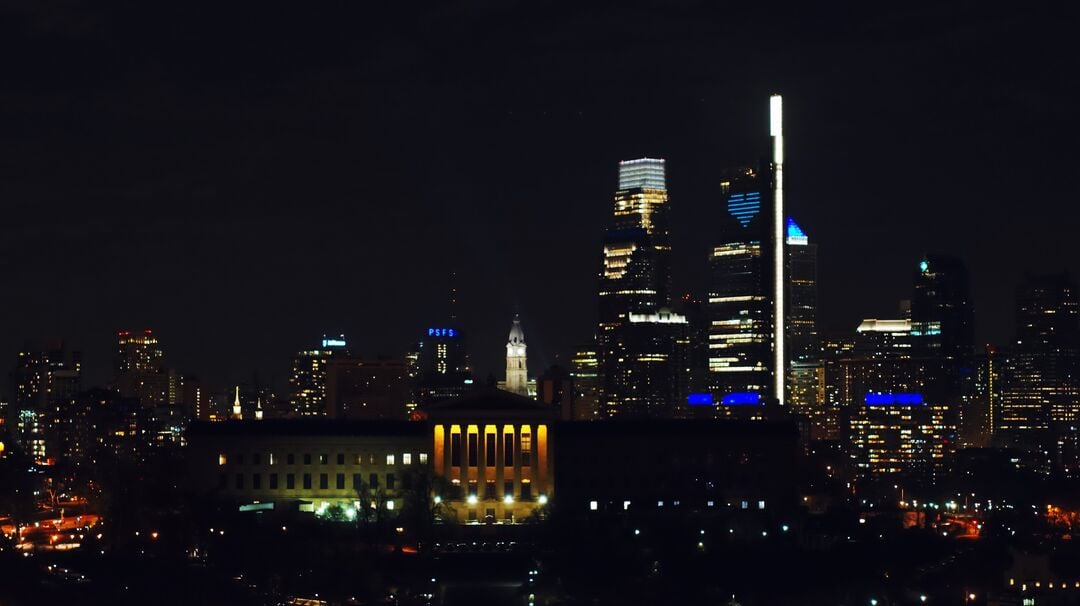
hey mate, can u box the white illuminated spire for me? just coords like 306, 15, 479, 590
771, 94, 785, 407
232, 386, 242, 420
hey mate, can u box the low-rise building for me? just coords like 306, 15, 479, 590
187, 419, 429, 516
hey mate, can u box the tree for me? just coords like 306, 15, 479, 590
399, 464, 454, 550
0, 443, 40, 548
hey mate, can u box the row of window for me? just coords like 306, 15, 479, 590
219, 452, 427, 467
222, 472, 404, 492
444, 479, 534, 501
449, 433, 531, 468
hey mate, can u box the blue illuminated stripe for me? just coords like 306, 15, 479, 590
687, 393, 714, 406
728, 192, 761, 227
721, 392, 761, 405
865, 393, 924, 406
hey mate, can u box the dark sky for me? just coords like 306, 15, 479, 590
2, 1, 1077, 393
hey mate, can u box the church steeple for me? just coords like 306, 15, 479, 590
505, 315, 528, 396
232, 386, 242, 420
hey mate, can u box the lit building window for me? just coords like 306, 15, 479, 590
386, 454, 395, 466
589, 501, 598, 511
758, 500, 766, 510
218, 454, 227, 466
403, 453, 412, 465
418, 453, 428, 464
386, 500, 394, 511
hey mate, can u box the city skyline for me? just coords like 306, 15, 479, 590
2, 4, 1078, 605
2, 3, 1075, 388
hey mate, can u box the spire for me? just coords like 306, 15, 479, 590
449, 271, 458, 324
255, 396, 264, 421
508, 314, 525, 346
505, 314, 529, 396
232, 386, 242, 420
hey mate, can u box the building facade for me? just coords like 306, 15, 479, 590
426, 389, 554, 523
187, 420, 429, 516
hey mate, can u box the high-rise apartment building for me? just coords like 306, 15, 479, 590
114, 330, 174, 407
12, 341, 81, 461
289, 335, 349, 417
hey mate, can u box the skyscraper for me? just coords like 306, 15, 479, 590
707, 95, 788, 413
708, 168, 771, 414
911, 255, 974, 359
288, 334, 349, 417
786, 218, 823, 424
999, 273, 1080, 462
841, 318, 954, 481
12, 341, 81, 461
114, 330, 174, 407
412, 326, 473, 408
597, 158, 672, 417
569, 349, 599, 421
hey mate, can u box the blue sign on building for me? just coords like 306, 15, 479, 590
427, 328, 457, 338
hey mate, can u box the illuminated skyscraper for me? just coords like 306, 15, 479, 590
999, 273, 1080, 460
786, 219, 823, 425
569, 349, 599, 420
707, 96, 789, 414
413, 326, 473, 408
12, 341, 81, 461
115, 330, 163, 374
114, 330, 175, 407
597, 158, 672, 417
841, 319, 955, 480
708, 168, 771, 415
288, 334, 349, 417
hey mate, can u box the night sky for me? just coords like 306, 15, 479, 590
2, 1, 1076, 392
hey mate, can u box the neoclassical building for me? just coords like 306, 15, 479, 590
426, 388, 554, 523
